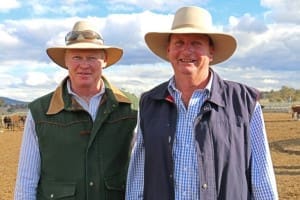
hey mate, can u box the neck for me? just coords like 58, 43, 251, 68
71, 80, 103, 103
174, 71, 210, 107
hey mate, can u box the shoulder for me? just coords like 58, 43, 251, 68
120, 90, 139, 110
222, 79, 260, 100
211, 70, 259, 101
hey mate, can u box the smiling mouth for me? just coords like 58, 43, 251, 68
178, 58, 196, 63
78, 72, 91, 75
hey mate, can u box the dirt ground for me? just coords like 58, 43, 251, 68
0, 112, 299, 199
264, 112, 300, 200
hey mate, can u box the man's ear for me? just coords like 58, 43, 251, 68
209, 48, 214, 61
166, 47, 170, 59
209, 52, 213, 60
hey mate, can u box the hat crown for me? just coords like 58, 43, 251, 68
72, 21, 98, 32
171, 6, 213, 32
65, 20, 105, 46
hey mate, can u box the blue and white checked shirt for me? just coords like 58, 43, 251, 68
14, 80, 105, 200
126, 76, 278, 200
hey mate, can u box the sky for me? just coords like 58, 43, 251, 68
0, 0, 299, 102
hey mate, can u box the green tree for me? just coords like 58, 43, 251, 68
279, 86, 295, 102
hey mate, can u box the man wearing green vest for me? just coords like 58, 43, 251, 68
14, 20, 138, 200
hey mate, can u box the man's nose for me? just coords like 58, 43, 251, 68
180, 46, 193, 55
78, 58, 93, 65
183, 43, 193, 52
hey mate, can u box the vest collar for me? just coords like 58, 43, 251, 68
46, 76, 131, 115
148, 69, 226, 107
208, 70, 226, 107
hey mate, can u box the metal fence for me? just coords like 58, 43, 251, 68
261, 102, 300, 113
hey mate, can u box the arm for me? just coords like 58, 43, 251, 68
250, 102, 278, 200
14, 111, 41, 200
125, 115, 145, 200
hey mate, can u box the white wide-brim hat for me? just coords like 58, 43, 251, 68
145, 6, 237, 65
47, 21, 123, 69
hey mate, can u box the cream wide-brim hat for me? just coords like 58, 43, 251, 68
145, 6, 237, 65
46, 21, 123, 69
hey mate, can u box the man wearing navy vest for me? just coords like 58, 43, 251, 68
126, 6, 278, 200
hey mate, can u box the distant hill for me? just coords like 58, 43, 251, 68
0, 96, 28, 106
0, 97, 28, 115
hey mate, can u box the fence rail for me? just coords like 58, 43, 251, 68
261, 102, 300, 113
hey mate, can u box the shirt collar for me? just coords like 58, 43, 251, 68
66, 79, 105, 100
46, 76, 132, 115
167, 71, 213, 96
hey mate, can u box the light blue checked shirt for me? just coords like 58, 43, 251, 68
14, 80, 105, 200
126, 76, 278, 200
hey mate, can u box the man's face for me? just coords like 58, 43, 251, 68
167, 34, 214, 76
65, 49, 107, 91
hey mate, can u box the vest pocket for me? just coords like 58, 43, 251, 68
37, 180, 76, 199
104, 174, 125, 200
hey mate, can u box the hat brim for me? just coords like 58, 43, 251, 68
46, 42, 123, 69
145, 29, 237, 65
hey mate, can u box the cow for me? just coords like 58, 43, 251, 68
291, 105, 300, 120
1, 113, 27, 131
3, 116, 13, 130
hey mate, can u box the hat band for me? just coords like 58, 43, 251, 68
66, 39, 105, 46
65, 30, 104, 45
172, 23, 212, 32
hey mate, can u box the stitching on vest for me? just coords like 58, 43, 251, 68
35, 119, 90, 127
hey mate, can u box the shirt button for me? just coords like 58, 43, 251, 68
50, 194, 54, 198
202, 183, 208, 189
89, 181, 94, 186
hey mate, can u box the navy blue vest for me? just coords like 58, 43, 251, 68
139, 71, 258, 200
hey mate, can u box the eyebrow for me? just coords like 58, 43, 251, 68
168, 34, 214, 46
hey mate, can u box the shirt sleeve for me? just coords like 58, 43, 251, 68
250, 102, 279, 200
126, 114, 145, 200
14, 110, 40, 200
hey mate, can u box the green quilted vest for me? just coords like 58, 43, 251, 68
29, 77, 137, 200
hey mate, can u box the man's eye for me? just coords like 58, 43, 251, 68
72, 56, 82, 61
87, 57, 97, 61
174, 41, 183, 46
192, 41, 202, 46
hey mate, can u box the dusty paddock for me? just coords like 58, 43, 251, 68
0, 127, 22, 200
264, 112, 300, 200
0, 112, 299, 199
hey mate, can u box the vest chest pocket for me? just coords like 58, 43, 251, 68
37, 181, 76, 200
